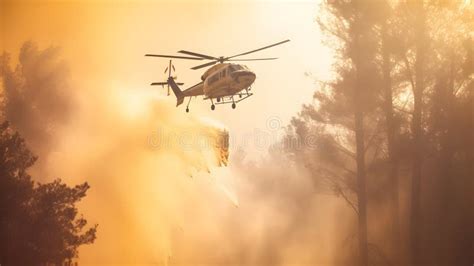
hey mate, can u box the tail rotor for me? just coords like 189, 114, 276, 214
150, 60, 183, 95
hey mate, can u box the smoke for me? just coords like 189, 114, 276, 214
1, 43, 353, 265
0, 42, 74, 160
50, 84, 233, 264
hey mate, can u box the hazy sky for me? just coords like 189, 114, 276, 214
1, 0, 332, 157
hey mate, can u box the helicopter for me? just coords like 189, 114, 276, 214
145, 39, 290, 112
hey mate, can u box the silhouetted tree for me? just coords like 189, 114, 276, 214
315, 1, 390, 265
0, 121, 96, 265
377, 2, 403, 262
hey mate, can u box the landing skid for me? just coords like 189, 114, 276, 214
205, 91, 253, 107
186, 88, 253, 112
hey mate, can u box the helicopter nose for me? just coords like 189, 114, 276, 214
232, 70, 256, 83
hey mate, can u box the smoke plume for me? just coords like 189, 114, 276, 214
1, 43, 352, 265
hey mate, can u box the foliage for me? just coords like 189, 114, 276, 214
0, 121, 97, 265
0, 42, 74, 156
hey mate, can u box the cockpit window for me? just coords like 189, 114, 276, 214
229, 64, 247, 72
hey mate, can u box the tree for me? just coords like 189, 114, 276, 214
317, 1, 390, 265
377, 2, 403, 263
0, 121, 96, 265
406, 2, 426, 264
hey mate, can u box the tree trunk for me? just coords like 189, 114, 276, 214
465, 36, 474, 266
355, 106, 369, 266
381, 20, 401, 264
409, 1, 425, 265
437, 50, 456, 264
353, 7, 369, 265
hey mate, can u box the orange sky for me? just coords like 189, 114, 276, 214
1, 0, 332, 158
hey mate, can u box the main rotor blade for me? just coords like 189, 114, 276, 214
191, 60, 218, 70
151, 82, 184, 85
228, 57, 278, 61
227, 39, 290, 59
164, 67, 168, 74
178, 50, 217, 60
145, 54, 203, 60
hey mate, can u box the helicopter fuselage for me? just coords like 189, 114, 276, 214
201, 63, 256, 98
